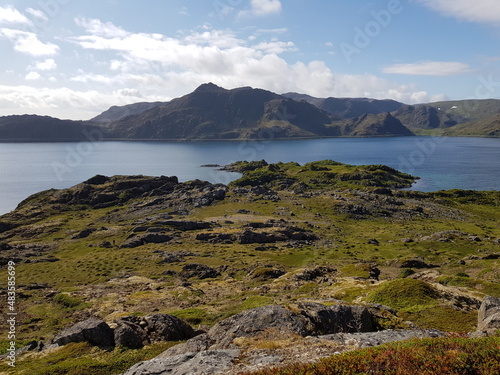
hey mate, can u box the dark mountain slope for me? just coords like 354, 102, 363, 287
92, 102, 165, 123
105, 83, 335, 139
0, 115, 106, 141
442, 114, 500, 137
283, 93, 404, 119
329, 113, 414, 137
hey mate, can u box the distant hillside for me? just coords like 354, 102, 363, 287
2, 84, 498, 140
329, 112, 414, 137
391, 99, 500, 132
0, 115, 105, 141
283, 93, 404, 119
391, 105, 464, 130
92, 101, 165, 123
441, 114, 500, 137
103, 83, 340, 139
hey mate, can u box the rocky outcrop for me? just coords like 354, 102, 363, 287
118, 303, 400, 375
196, 227, 318, 245
297, 302, 375, 335
170, 303, 378, 351
180, 263, 221, 279
478, 296, 500, 331
122, 349, 241, 375
51, 318, 115, 348
121, 233, 173, 248
208, 305, 314, 349
114, 314, 197, 349
320, 329, 445, 349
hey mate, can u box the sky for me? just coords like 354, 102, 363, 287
0, 0, 499, 120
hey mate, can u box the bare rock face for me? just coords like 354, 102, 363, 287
118, 303, 388, 375
114, 320, 149, 349
51, 318, 114, 348
122, 349, 241, 375
478, 296, 500, 331
297, 302, 375, 335
180, 263, 221, 279
114, 314, 197, 349
208, 305, 314, 349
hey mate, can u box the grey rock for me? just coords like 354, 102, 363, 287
121, 233, 173, 248
208, 305, 313, 348
51, 318, 114, 348
157, 333, 215, 358
294, 266, 337, 281
122, 349, 240, 375
320, 329, 445, 348
478, 295, 500, 331
400, 259, 437, 269
297, 302, 375, 335
71, 228, 96, 239
144, 314, 196, 342
180, 263, 221, 279
114, 320, 149, 349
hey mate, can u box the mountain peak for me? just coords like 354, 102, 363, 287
193, 82, 226, 93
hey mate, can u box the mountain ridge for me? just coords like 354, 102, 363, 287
1, 83, 499, 140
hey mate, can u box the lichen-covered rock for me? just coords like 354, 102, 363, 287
180, 263, 221, 279
144, 314, 196, 342
51, 318, 114, 348
114, 320, 149, 349
122, 349, 240, 375
478, 295, 500, 331
208, 305, 314, 348
296, 302, 375, 335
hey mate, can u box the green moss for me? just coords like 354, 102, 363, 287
54, 293, 87, 309
0, 342, 177, 375
340, 263, 372, 279
168, 308, 208, 325
399, 268, 416, 278
400, 305, 477, 332
368, 278, 439, 312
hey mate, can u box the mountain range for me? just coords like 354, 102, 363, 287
0, 83, 499, 141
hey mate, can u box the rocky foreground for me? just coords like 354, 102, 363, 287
0, 160, 499, 374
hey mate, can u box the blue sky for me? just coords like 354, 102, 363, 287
0, 0, 499, 119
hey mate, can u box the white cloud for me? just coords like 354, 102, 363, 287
416, 0, 500, 24
0, 85, 166, 120
25, 71, 41, 81
252, 41, 297, 54
0, 5, 31, 25
330, 74, 447, 104
35, 58, 57, 71
256, 28, 289, 34
0, 28, 59, 56
25, 7, 48, 22
178, 7, 190, 16
383, 61, 474, 76
0, 18, 446, 120
75, 17, 128, 38
239, 0, 282, 17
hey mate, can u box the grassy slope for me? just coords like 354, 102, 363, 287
0, 160, 499, 374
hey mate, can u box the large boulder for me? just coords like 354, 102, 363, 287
114, 320, 149, 349
208, 305, 314, 348
144, 314, 196, 342
114, 314, 196, 348
122, 350, 240, 375
478, 296, 500, 331
51, 318, 114, 348
179, 263, 221, 279
297, 302, 375, 335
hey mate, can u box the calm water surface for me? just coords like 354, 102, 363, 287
0, 136, 498, 214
